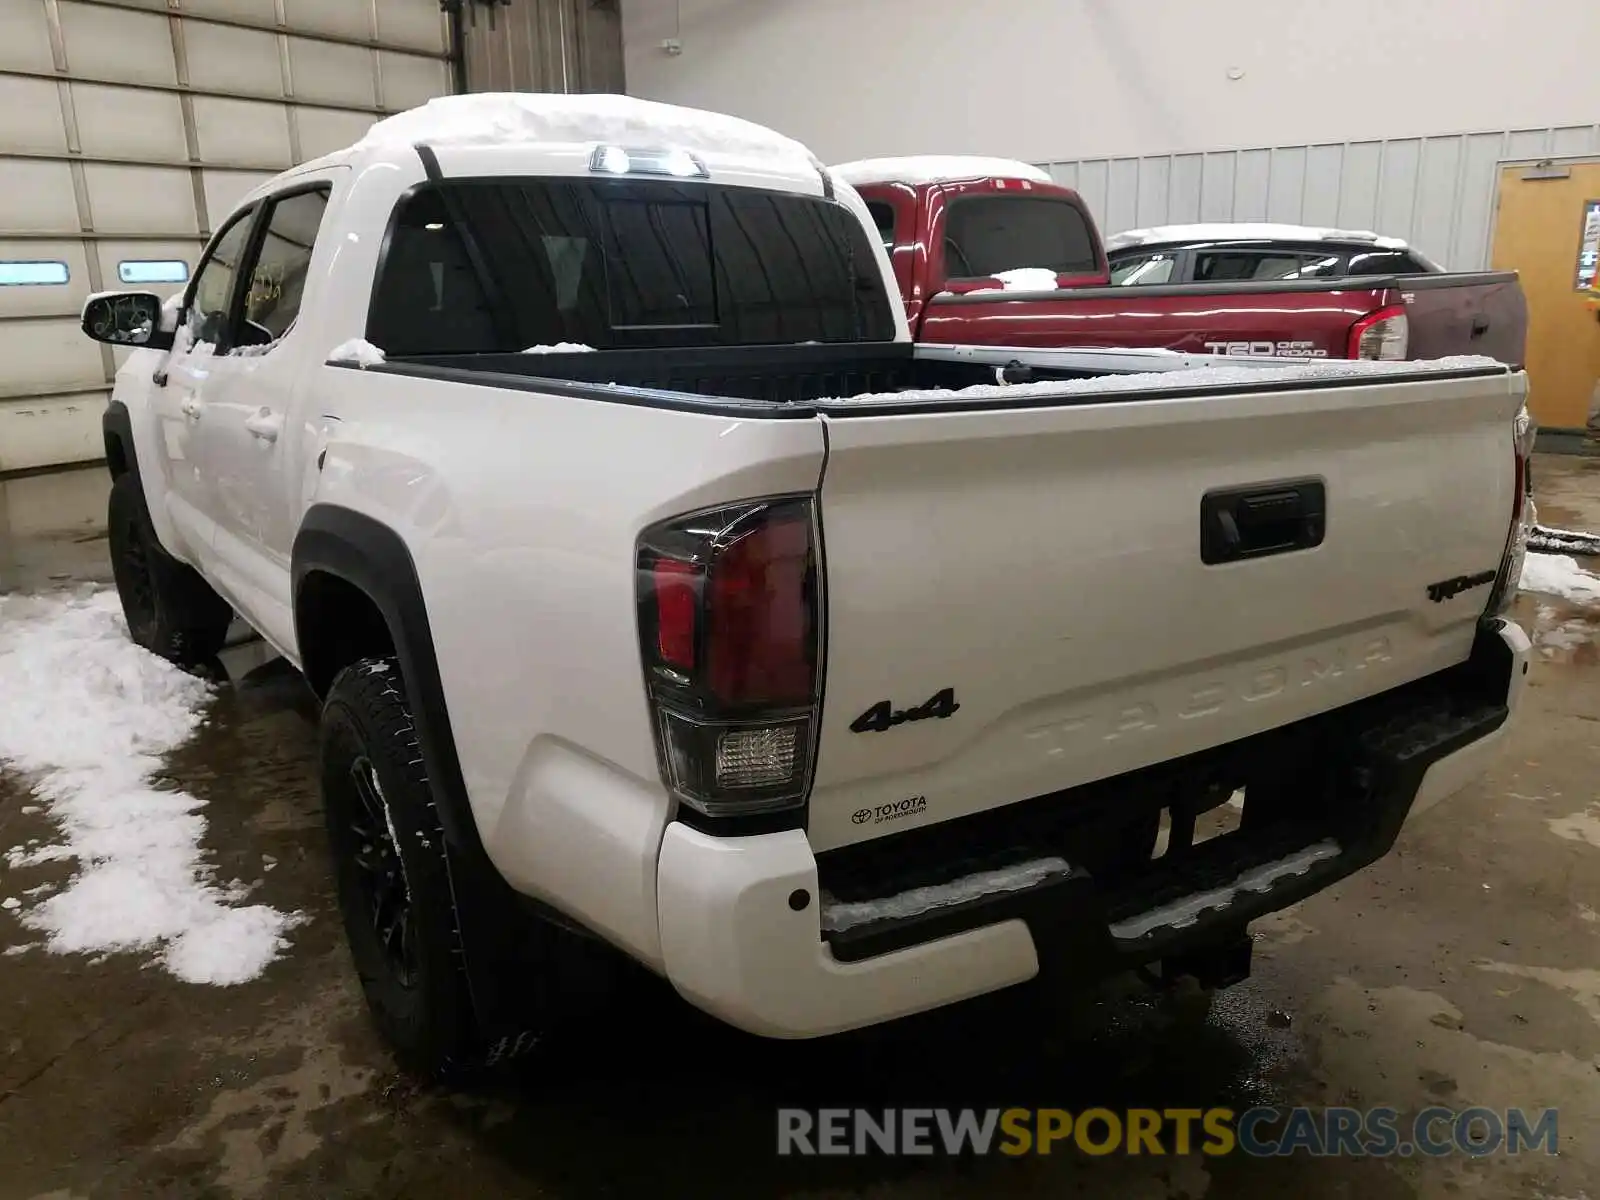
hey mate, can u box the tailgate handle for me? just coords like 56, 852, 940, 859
1201, 479, 1326, 564
1470, 315, 1490, 337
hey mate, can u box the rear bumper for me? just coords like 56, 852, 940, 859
655, 619, 1528, 1038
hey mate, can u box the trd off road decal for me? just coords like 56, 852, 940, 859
1204, 341, 1329, 358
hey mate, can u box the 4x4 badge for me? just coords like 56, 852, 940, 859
850, 688, 960, 734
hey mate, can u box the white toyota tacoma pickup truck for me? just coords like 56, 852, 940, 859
81, 93, 1535, 1077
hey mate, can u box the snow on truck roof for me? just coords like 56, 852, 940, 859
1105, 223, 1411, 252
831, 156, 1055, 187
352, 92, 824, 176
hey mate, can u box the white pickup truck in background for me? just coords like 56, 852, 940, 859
81, 93, 1535, 1078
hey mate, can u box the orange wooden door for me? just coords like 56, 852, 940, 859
1490, 161, 1600, 430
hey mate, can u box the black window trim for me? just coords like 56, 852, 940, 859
179, 202, 262, 356
233, 181, 334, 353
939, 192, 1102, 284
363, 174, 894, 355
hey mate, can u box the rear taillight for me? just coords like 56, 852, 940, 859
1484, 402, 1538, 617
636, 497, 822, 818
1348, 305, 1409, 360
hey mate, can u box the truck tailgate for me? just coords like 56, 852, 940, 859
807, 367, 1523, 851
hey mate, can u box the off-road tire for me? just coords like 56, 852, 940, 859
321, 657, 480, 1080
106, 471, 233, 668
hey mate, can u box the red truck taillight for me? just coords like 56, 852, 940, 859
636, 497, 822, 818
1348, 305, 1409, 360
1484, 404, 1538, 618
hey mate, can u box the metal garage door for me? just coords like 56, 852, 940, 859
0, 0, 454, 474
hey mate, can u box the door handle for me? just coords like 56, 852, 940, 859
179, 397, 202, 420
244, 408, 283, 443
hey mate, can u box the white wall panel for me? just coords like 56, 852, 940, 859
201, 171, 273, 228
56, 2, 177, 86
0, 2, 55, 72
72, 86, 189, 160
283, 0, 371, 41
0, 78, 69, 153
0, 394, 106, 474
1135, 157, 1169, 227
182, 23, 283, 96
0, 162, 79, 232
1266, 148, 1306, 222
1044, 124, 1600, 271
1375, 139, 1421, 237
288, 38, 376, 108
1199, 153, 1235, 221
297, 108, 379, 160
1104, 159, 1139, 240
1234, 149, 1270, 221
0, 0, 456, 470
181, 0, 277, 21
83, 165, 200, 234
192, 97, 292, 167
1336, 141, 1382, 229
381, 51, 451, 112
1168, 155, 1202, 224
0, 240, 90, 319
0, 321, 102, 392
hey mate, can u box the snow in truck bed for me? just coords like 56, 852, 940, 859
358, 92, 823, 178
828, 355, 1506, 405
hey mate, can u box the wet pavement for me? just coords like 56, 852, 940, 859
2, 461, 1600, 1199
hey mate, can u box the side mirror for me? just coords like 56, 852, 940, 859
81, 291, 174, 350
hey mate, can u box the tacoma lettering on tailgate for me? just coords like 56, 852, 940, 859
1025, 636, 1393, 754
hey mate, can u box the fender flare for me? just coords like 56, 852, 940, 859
291, 504, 477, 851
291, 504, 556, 1055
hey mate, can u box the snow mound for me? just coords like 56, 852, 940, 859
969, 267, 1062, 294
522, 342, 594, 354
1520, 553, 1600, 606
0, 589, 301, 984
359, 93, 821, 177
831, 156, 1053, 187
327, 338, 386, 368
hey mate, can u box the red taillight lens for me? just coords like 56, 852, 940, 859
652, 558, 698, 670
637, 497, 821, 818
1347, 305, 1409, 360
706, 514, 813, 706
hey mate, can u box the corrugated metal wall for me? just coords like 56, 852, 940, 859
458, 0, 623, 93
1043, 124, 1600, 271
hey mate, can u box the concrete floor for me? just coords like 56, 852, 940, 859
2, 460, 1599, 1200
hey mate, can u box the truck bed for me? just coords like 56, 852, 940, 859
368, 341, 1506, 413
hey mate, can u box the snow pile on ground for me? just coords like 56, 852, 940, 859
0, 589, 301, 984
327, 338, 386, 368
1520, 553, 1600, 606
522, 342, 594, 354
830, 355, 1506, 405
969, 267, 1061, 294
358, 93, 821, 178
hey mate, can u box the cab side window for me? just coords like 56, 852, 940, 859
866, 201, 896, 249
185, 213, 256, 349
240, 188, 332, 347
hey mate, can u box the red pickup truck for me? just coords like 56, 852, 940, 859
834, 156, 1527, 364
